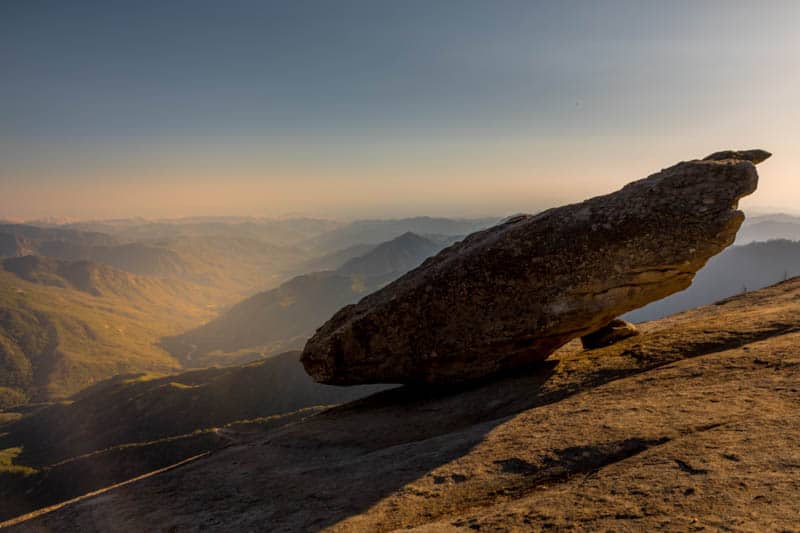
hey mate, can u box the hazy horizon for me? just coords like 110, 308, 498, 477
3, 4, 800, 525
4, 203, 800, 227
2, 1, 798, 220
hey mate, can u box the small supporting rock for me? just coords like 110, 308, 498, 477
581, 319, 639, 350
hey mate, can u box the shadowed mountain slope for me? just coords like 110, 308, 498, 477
6, 277, 800, 531
304, 217, 497, 253
66, 217, 339, 247
0, 234, 27, 258
2, 255, 193, 299
736, 213, 800, 244
36, 240, 189, 278
0, 225, 186, 278
0, 351, 386, 521
0, 260, 217, 406
4, 256, 112, 296
337, 232, 443, 277
0, 223, 309, 300
142, 235, 307, 297
0, 225, 116, 252
161, 271, 380, 367
628, 239, 800, 321
162, 233, 447, 366
0, 351, 385, 467
296, 243, 377, 273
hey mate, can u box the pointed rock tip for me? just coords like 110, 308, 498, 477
703, 149, 772, 165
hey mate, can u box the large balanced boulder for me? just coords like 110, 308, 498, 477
302, 149, 771, 385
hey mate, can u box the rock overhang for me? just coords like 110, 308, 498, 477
302, 149, 771, 385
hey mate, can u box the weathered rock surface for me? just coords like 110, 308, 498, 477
8, 278, 800, 531
302, 150, 770, 384
581, 318, 639, 349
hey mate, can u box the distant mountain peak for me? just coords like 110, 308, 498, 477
394, 231, 427, 241
336, 232, 442, 278
2, 255, 106, 296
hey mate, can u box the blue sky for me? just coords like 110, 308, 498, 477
1, 1, 798, 219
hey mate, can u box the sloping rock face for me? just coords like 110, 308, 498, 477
302, 150, 770, 385
9, 278, 800, 532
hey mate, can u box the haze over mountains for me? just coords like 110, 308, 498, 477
303, 217, 498, 253
629, 239, 800, 322
161, 232, 452, 367
735, 213, 800, 244
4, 0, 799, 527
0, 217, 496, 292
0, 223, 304, 300
0, 216, 481, 520
63, 217, 340, 247
0, 217, 489, 406
2, 212, 800, 527
0, 256, 217, 407
2, 212, 800, 407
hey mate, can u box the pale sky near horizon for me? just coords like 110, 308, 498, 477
1, 1, 798, 221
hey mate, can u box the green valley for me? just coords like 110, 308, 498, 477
0, 258, 218, 406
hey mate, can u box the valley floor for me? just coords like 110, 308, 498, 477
6, 279, 800, 532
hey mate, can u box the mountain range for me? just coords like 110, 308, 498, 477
0, 257, 220, 407
628, 239, 800, 321
3, 215, 800, 409
2, 212, 800, 527
161, 232, 450, 366
0, 217, 492, 299
303, 216, 497, 253
0, 221, 477, 407
735, 213, 800, 244
4, 278, 798, 529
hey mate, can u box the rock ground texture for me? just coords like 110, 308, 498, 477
7, 277, 800, 532
302, 150, 770, 385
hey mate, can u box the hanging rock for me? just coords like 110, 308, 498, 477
302, 150, 770, 384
